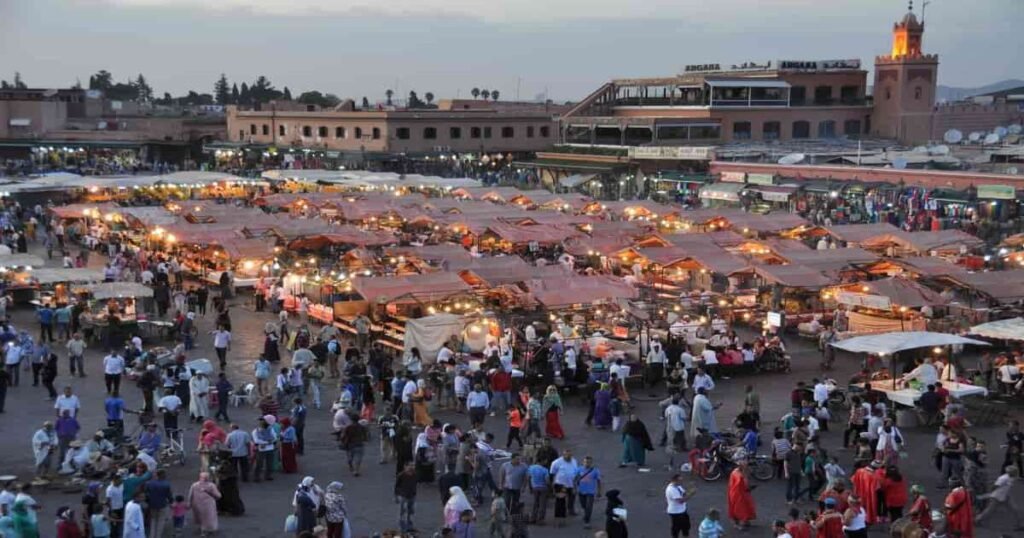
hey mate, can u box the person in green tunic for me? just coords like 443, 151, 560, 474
619, 414, 654, 468
11, 499, 40, 538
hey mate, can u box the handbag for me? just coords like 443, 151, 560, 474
284, 514, 297, 532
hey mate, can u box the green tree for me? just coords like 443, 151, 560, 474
134, 74, 153, 101
361, 96, 370, 109
230, 83, 239, 104
471, 87, 480, 99
385, 89, 394, 106
425, 92, 434, 105
13, 72, 26, 89
408, 90, 421, 108
491, 90, 499, 101
239, 82, 250, 104
214, 74, 230, 105
480, 89, 491, 100
89, 70, 113, 90
283, 86, 292, 100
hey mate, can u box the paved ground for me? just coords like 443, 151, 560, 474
3, 242, 1022, 537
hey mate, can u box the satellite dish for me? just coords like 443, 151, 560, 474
994, 126, 1009, 137
1007, 167, 1020, 175
1008, 124, 1023, 135
912, 146, 929, 153
777, 153, 806, 165
968, 132, 983, 143
892, 157, 909, 170
943, 129, 963, 144
931, 145, 951, 156
983, 133, 1000, 145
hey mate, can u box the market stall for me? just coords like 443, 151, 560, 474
19, 267, 106, 305
79, 282, 155, 346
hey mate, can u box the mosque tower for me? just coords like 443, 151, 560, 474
871, 1, 939, 143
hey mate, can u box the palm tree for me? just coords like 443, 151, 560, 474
471, 87, 480, 99
491, 90, 500, 101
425, 92, 434, 105
481, 89, 491, 100
385, 89, 394, 106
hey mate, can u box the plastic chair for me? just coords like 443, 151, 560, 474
231, 383, 254, 407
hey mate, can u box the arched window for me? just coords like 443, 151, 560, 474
817, 120, 836, 138
354, 127, 363, 139
249, 124, 257, 135
261, 124, 269, 135
792, 121, 810, 139
279, 125, 286, 136
335, 127, 346, 138
763, 121, 781, 140
471, 127, 482, 139
302, 126, 312, 137
372, 127, 381, 139
317, 126, 328, 137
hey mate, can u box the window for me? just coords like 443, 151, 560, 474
792, 120, 810, 139
302, 126, 312, 137
261, 124, 269, 135
372, 127, 381, 140
539, 126, 550, 137
249, 124, 257, 135
527, 126, 535, 138
790, 86, 806, 105
238, 129, 245, 139
483, 127, 492, 139
354, 127, 363, 139
423, 127, 437, 139
814, 86, 833, 105
914, 87, 923, 100
450, 127, 462, 139
840, 85, 859, 104
279, 125, 286, 136
501, 126, 514, 138
317, 126, 328, 137
335, 127, 345, 138
817, 120, 836, 138
689, 125, 720, 140
471, 127, 482, 139
763, 121, 781, 140
843, 119, 862, 138
396, 127, 411, 140
733, 121, 752, 140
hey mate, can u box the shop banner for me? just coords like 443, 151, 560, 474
977, 184, 1016, 200
629, 146, 715, 161
767, 311, 782, 327
746, 173, 775, 186
721, 171, 746, 183
758, 190, 791, 202
837, 291, 891, 309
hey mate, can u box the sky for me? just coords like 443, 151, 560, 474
0, 0, 1020, 103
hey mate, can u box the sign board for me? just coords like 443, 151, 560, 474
746, 173, 775, 186
778, 59, 861, 71
977, 184, 1016, 200
684, 64, 721, 73
836, 291, 892, 310
628, 146, 715, 161
720, 171, 746, 183
766, 311, 782, 328
758, 189, 792, 202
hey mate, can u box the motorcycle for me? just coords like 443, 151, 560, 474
695, 438, 775, 482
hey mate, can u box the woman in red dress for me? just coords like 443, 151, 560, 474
542, 385, 564, 439
850, 463, 881, 525
943, 478, 974, 538
906, 485, 932, 533
279, 417, 299, 474
727, 461, 756, 529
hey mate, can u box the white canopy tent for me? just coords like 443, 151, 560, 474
85, 282, 155, 300
830, 331, 990, 355
27, 268, 105, 285
968, 318, 1024, 341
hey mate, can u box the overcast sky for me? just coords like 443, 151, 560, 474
1, 0, 1020, 102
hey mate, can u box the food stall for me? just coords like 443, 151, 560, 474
78, 282, 154, 344
19, 268, 106, 305
0, 253, 47, 302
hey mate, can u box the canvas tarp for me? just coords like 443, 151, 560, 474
86, 282, 155, 299
968, 317, 1024, 341
848, 277, 948, 308
830, 331, 989, 354
27, 268, 105, 285
846, 311, 927, 334
525, 275, 638, 308
403, 314, 478, 363
351, 273, 472, 305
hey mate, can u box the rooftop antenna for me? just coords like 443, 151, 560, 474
921, 0, 931, 24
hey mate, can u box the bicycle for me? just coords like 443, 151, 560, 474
162, 427, 187, 466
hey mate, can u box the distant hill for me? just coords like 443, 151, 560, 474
937, 79, 1024, 102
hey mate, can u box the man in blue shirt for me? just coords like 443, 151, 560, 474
144, 469, 174, 538
291, 397, 307, 455
137, 423, 162, 457
104, 391, 125, 437
574, 455, 603, 528
740, 427, 759, 455
527, 457, 550, 524
37, 305, 54, 343
549, 449, 579, 517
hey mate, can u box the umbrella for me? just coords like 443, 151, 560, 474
185, 358, 213, 375
968, 317, 1024, 341
829, 331, 990, 355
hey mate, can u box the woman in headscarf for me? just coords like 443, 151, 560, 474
323, 482, 350, 538
542, 385, 565, 439
187, 472, 222, 537
189, 371, 211, 423
293, 477, 319, 536
11, 500, 40, 538
727, 460, 756, 530
280, 417, 299, 474
411, 380, 432, 428
214, 446, 245, 516
55, 506, 82, 538
593, 383, 613, 429
619, 414, 654, 468
197, 420, 226, 473
414, 431, 436, 483
443, 486, 474, 527
605, 489, 628, 538
263, 328, 281, 363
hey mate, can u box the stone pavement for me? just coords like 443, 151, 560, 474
2, 243, 1021, 537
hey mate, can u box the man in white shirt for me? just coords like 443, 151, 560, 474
664, 399, 688, 469
549, 449, 580, 516
646, 341, 667, 387
701, 348, 718, 368
665, 473, 695, 537
102, 351, 125, 394
466, 384, 490, 428
140, 268, 154, 285
903, 358, 939, 386
679, 349, 695, 371
212, 327, 232, 369
157, 388, 183, 432
436, 343, 454, 365
54, 386, 81, 418
5, 342, 23, 386
812, 378, 829, 409
400, 375, 418, 419
975, 465, 1022, 526
692, 368, 715, 393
